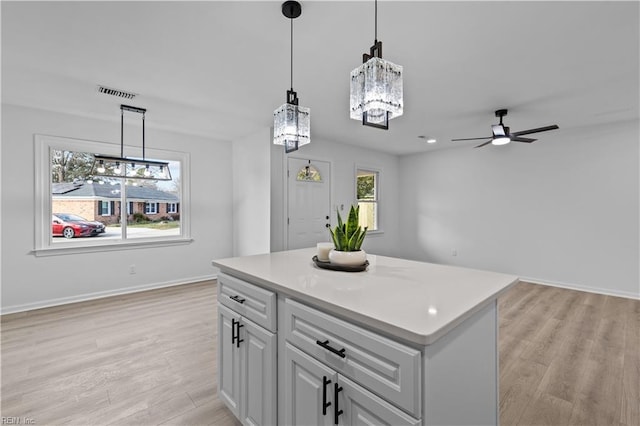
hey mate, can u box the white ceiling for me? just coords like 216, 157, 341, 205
2, 1, 638, 155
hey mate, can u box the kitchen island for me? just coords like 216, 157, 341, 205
212, 248, 519, 426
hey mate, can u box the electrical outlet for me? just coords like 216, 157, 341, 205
129, 264, 136, 274
451, 248, 457, 256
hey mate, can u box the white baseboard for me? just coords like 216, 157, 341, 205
521, 276, 640, 300
0, 274, 218, 315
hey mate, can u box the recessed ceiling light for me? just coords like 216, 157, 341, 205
418, 135, 437, 143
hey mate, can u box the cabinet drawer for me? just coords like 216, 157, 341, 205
219, 273, 276, 333
284, 298, 422, 418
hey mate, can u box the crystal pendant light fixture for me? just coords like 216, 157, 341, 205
273, 0, 310, 153
350, 0, 403, 130
91, 105, 172, 181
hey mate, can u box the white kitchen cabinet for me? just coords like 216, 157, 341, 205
213, 248, 519, 425
218, 304, 241, 417
284, 342, 336, 426
218, 274, 277, 426
218, 272, 276, 332
285, 343, 421, 426
284, 298, 421, 417
240, 314, 276, 426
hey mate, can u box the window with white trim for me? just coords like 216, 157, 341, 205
356, 168, 379, 232
35, 135, 190, 255
98, 200, 112, 216
144, 202, 159, 215
167, 203, 178, 214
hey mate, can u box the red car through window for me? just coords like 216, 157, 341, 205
52, 213, 106, 239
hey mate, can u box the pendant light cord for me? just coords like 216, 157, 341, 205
120, 106, 147, 161
374, 0, 378, 43
290, 18, 294, 91
142, 112, 146, 160
120, 108, 124, 158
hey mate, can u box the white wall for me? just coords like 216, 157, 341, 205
1, 104, 234, 313
398, 120, 639, 298
271, 137, 401, 257
232, 127, 271, 256
4, 104, 635, 313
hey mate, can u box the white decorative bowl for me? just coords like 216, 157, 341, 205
329, 249, 367, 267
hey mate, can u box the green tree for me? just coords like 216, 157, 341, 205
51, 150, 94, 183
357, 175, 375, 199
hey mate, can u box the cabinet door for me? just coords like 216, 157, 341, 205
218, 304, 241, 417
284, 343, 337, 426
338, 374, 421, 426
240, 318, 277, 426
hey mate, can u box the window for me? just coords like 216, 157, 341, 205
356, 168, 379, 232
296, 163, 322, 182
167, 203, 178, 214
35, 135, 191, 255
145, 202, 159, 215
99, 201, 112, 216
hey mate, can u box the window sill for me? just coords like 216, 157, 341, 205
33, 237, 193, 257
366, 230, 384, 236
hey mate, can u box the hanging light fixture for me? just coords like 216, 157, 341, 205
90, 105, 172, 181
273, 0, 310, 154
350, 0, 403, 130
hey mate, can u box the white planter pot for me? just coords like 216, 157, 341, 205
329, 249, 367, 267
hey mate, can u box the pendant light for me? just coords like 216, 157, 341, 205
91, 105, 172, 181
273, 0, 310, 153
350, 0, 403, 130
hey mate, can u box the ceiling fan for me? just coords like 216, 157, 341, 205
452, 109, 559, 148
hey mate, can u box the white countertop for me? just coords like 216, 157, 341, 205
212, 248, 519, 345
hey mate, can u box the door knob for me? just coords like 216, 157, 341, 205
326, 215, 330, 220
325, 223, 330, 228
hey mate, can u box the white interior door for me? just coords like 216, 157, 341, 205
287, 158, 331, 250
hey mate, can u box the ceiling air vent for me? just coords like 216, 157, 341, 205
97, 85, 137, 100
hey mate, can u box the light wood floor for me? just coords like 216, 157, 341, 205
499, 282, 639, 426
1, 281, 241, 426
1, 280, 638, 425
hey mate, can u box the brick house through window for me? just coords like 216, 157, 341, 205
52, 181, 179, 225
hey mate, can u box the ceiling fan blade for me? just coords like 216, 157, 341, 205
511, 125, 559, 136
511, 136, 537, 143
451, 136, 492, 141
474, 140, 493, 148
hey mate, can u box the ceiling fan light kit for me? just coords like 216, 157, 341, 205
451, 109, 559, 148
273, 0, 310, 154
490, 115, 511, 145
349, 0, 403, 130
491, 137, 511, 146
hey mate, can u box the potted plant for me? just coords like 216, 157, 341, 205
328, 205, 368, 266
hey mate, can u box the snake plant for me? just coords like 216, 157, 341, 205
329, 205, 368, 251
